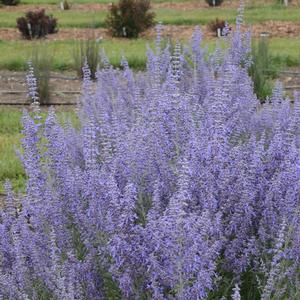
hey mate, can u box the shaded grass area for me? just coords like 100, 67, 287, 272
269, 38, 300, 67
0, 108, 79, 194
0, 109, 24, 194
0, 38, 299, 72
0, 4, 300, 28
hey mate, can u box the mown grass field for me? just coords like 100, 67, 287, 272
0, 108, 80, 193
0, 109, 24, 193
0, 1, 299, 71
0, 37, 300, 71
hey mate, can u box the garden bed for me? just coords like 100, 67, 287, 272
2, 21, 300, 42
0, 70, 81, 105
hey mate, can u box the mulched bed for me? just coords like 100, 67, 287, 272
0, 70, 81, 105
1, 0, 300, 13
1, 65, 300, 105
0, 1, 242, 13
1, 21, 300, 42
279, 67, 300, 86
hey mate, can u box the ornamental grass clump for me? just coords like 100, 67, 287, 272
249, 36, 273, 101
27, 43, 53, 105
73, 38, 101, 79
2, 4, 300, 299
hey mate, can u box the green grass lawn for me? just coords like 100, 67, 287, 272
0, 108, 79, 194
0, 4, 300, 28
0, 109, 25, 194
0, 37, 299, 71
0, 39, 151, 70
269, 38, 300, 67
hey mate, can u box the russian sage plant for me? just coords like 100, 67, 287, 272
1, 5, 300, 299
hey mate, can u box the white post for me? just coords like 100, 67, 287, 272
217, 28, 221, 38
212, 0, 216, 6
27, 22, 32, 38
284, 0, 288, 6
60, 1, 64, 10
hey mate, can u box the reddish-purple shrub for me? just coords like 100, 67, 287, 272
208, 18, 230, 36
205, 0, 224, 6
16, 9, 58, 39
105, 0, 155, 38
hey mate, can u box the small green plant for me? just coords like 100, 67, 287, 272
0, 0, 20, 6
16, 9, 58, 39
30, 43, 53, 104
105, 0, 155, 38
73, 38, 101, 79
249, 36, 274, 102
205, 0, 224, 6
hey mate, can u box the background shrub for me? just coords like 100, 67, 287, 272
208, 18, 227, 36
205, 0, 224, 6
16, 9, 58, 39
105, 0, 155, 38
0, 0, 20, 6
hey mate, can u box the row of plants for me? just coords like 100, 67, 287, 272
15, 1, 155, 39
2, 0, 295, 6
0, 0, 224, 6
2, 12, 300, 298
2, 4, 300, 29
16, 7, 230, 39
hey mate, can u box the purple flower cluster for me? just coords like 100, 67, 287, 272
1, 17, 300, 300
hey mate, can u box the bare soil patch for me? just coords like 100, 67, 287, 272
0, 70, 81, 105
1, 67, 300, 105
249, 21, 300, 38
279, 67, 300, 87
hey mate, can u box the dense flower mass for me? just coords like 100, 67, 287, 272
1, 8, 300, 300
